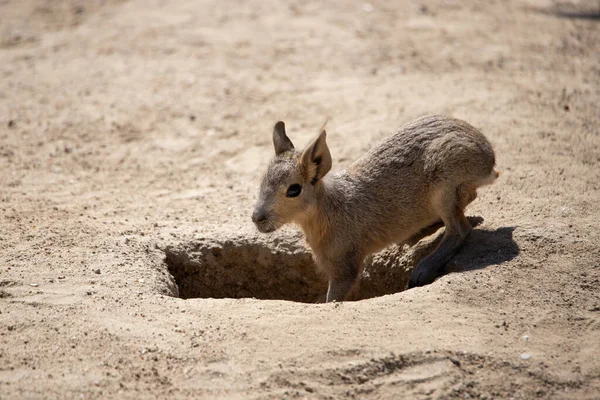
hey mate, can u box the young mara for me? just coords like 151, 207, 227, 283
252, 115, 498, 302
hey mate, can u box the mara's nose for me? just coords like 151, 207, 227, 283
252, 210, 267, 224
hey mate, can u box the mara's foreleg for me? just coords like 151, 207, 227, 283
325, 251, 362, 303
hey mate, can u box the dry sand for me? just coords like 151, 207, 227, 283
1, 0, 599, 398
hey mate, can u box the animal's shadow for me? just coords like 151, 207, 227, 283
356, 217, 519, 300
532, 5, 600, 21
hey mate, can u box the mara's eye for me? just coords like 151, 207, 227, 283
286, 184, 302, 198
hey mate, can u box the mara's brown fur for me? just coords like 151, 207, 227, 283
252, 115, 498, 302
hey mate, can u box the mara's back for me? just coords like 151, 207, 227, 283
349, 115, 494, 184
339, 115, 495, 244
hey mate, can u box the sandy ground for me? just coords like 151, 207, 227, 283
1, 0, 599, 398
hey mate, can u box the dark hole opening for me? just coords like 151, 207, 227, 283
164, 218, 518, 303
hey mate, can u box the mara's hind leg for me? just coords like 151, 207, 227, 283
408, 186, 472, 288
405, 184, 476, 247
458, 183, 478, 211
403, 220, 445, 247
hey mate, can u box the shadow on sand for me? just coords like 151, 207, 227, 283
533, 5, 600, 21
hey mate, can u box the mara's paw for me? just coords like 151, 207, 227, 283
408, 263, 439, 288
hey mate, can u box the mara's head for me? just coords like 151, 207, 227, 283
252, 121, 332, 233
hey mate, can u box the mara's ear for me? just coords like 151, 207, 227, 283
300, 129, 332, 185
273, 121, 294, 155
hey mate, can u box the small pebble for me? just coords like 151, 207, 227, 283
29, 283, 39, 287
520, 353, 531, 360
523, 335, 529, 341
94, 269, 101, 274
58, 276, 66, 280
